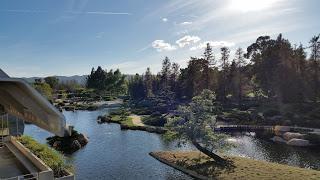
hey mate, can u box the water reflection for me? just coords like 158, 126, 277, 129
24, 109, 193, 180
226, 133, 320, 170
23, 109, 320, 180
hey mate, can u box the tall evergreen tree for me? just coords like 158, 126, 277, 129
160, 57, 172, 91
202, 43, 216, 89
309, 35, 320, 101
218, 46, 230, 102
234, 48, 246, 104
144, 67, 154, 98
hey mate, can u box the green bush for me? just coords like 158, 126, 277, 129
109, 108, 130, 116
131, 108, 152, 115
142, 115, 167, 127
17, 136, 71, 177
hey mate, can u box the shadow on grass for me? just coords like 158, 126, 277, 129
178, 156, 236, 178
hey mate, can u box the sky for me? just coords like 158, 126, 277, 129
0, 0, 319, 77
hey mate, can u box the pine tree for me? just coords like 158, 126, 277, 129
309, 34, 320, 101
144, 67, 153, 98
202, 43, 216, 89
219, 46, 230, 103
234, 48, 246, 105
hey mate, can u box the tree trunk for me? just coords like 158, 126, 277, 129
191, 140, 226, 164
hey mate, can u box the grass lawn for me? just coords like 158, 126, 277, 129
110, 115, 134, 127
150, 151, 320, 180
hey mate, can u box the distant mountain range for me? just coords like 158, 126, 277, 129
23, 75, 88, 85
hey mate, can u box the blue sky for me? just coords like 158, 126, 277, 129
0, 0, 319, 77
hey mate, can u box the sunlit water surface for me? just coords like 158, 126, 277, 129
24, 108, 320, 179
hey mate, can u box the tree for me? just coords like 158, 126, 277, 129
86, 66, 127, 96
246, 34, 306, 103
234, 48, 246, 104
202, 43, 215, 89
160, 57, 172, 91
128, 74, 146, 100
86, 66, 107, 91
203, 43, 215, 66
309, 35, 320, 101
170, 63, 180, 97
166, 90, 231, 163
33, 82, 53, 100
144, 67, 154, 98
44, 76, 59, 89
218, 46, 230, 102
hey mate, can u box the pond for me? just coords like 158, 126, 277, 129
24, 108, 194, 180
24, 108, 320, 180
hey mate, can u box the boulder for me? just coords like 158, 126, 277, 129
271, 136, 286, 143
283, 132, 304, 141
78, 134, 89, 144
71, 140, 82, 149
287, 138, 310, 146
53, 141, 61, 148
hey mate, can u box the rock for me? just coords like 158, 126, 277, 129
287, 138, 310, 146
71, 140, 82, 149
283, 132, 304, 141
47, 130, 89, 153
271, 136, 286, 143
78, 134, 89, 144
53, 141, 61, 148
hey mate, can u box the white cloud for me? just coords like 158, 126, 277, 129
176, 35, 201, 48
190, 41, 235, 51
180, 21, 193, 25
162, 18, 168, 22
152, 40, 177, 52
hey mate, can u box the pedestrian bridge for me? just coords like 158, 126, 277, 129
0, 69, 70, 137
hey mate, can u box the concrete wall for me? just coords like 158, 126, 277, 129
9, 137, 54, 180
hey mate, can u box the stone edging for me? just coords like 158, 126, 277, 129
149, 152, 208, 180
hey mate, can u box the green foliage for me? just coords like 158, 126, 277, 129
86, 66, 127, 95
44, 76, 59, 89
163, 131, 180, 142
166, 90, 231, 160
33, 82, 53, 100
17, 136, 72, 177
57, 80, 83, 92
142, 114, 166, 127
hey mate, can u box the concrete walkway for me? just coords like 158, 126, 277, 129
0, 146, 29, 178
129, 115, 144, 126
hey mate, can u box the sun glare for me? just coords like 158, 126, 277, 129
229, 0, 280, 13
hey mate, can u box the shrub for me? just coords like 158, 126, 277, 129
142, 115, 167, 127
17, 136, 72, 177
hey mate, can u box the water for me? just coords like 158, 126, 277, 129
226, 133, 320, 170
24, 108, 320, 179
24, 108, 193, 180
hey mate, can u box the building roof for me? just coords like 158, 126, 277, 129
0, 69, 69, 137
